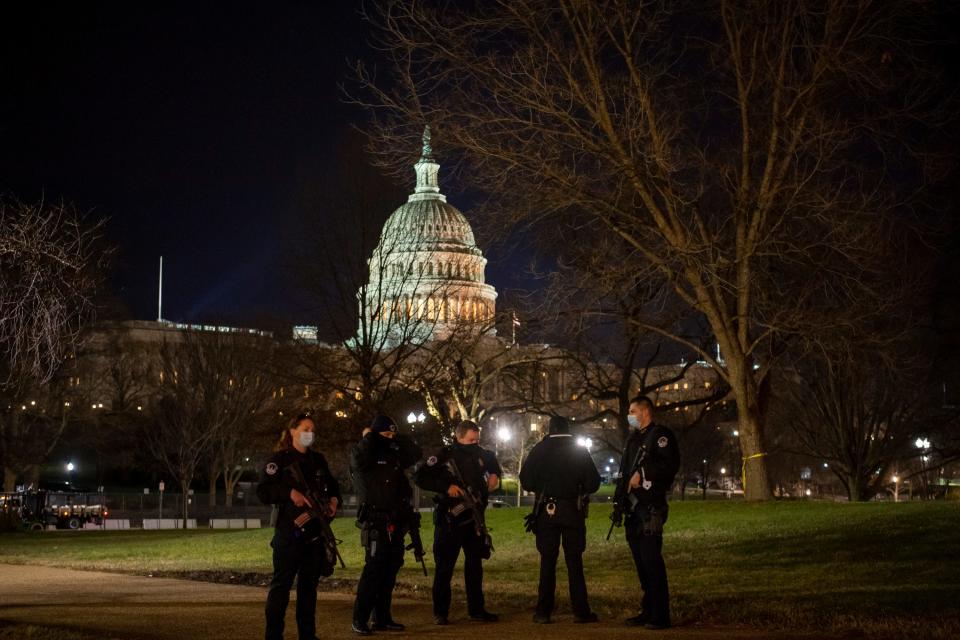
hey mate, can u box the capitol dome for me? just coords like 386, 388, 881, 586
360, 126, 497, 345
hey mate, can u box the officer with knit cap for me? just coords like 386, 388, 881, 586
349, 414, 422, 635
519, 415, 601, 624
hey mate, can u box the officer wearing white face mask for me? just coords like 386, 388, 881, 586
257, 413, 342, 640
611, 396, 680, 631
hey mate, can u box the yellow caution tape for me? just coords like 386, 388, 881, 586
741, 452, 767, 493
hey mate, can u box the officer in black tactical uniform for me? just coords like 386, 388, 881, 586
612, 396, 680, 630
519, 415, 601, 624
414, 420, 501, 625
257, 413, 342, 640
349, 415, 423, 636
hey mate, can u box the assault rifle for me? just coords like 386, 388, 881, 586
289, 462, 346, 569
405, 508, 429, 576
606, 442, 649, 541
445, 458, 494, 555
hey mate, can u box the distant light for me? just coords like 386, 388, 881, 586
823, 463, 829, 468
915, 437, 930, 449
417, 412, 426, 422
98, 403, 104, 408
720, 467, 726, 475
805, 489, 811, 496
30, 400, 36, 406
407, 412, 417, 424
892, 476, 899, 483
137, 405, 142, 411
244, 457, 250, 462
732, 430, 739, 437
608, 458, 615, 464
66, 462, 75, 472
605, 466, 611, 472
64, 402, 71, 407
497, 427, 512, 442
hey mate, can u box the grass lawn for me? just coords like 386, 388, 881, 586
1, 501, 958, 638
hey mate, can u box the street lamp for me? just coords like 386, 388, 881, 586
407, 411, 427, 428
892, 475, 900, 503
497, 426, 512, 442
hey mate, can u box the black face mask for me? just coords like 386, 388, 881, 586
455, 442, 480, 454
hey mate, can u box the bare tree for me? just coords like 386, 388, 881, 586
414, 318, 538, 434
0, 382, 73, 491
0, 198, 105, 489
0, 198, 104, 386
144, 331, 277, 525
775, 351, 954, 501
352, 0, 951, 499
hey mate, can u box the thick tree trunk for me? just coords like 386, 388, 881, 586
207, 472, 218, 508
223, 468, 237, 508
736, 412, 771, 501
181, 480, 191, 529
3, 467, 17, 492
730, 373, 773, 501
717, 348, 773, 501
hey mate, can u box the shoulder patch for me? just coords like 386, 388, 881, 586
426, 456, 438, 467
265, 462, 278, 475
657, 436, 669, 448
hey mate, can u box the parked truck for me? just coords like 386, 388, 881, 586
0, 489, 109, 530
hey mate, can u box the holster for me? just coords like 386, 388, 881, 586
640, 505, 665, 536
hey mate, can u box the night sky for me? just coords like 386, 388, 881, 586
0, 3, 516, 328
3, 4, 957, 347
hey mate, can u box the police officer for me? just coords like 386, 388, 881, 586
613, 396, 680, 630
414, 420, 501, 625
349, 415, 423, 636
257, 413, 342, 640
519, 415, 601, 624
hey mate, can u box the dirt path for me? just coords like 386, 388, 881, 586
0, 563, 802, 639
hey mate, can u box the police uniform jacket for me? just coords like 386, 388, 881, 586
349, 432, 422, 518
414, 443, 501, 511
256, 447, 342, 536
519, 434, 601, 500
614, 423, 680, 510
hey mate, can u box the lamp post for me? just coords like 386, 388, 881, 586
408, 411, 426, 508
915, 437, 932, 499
892, 475, 900, 503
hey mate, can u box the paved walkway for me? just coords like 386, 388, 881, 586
0, 563, 795, 639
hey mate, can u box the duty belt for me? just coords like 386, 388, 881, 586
542, 496, 579, 517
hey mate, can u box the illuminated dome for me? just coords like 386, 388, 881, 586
360, 126, 497, 345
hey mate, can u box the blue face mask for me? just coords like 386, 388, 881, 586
299, 431, 315, 448
627, 415, 640, 428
